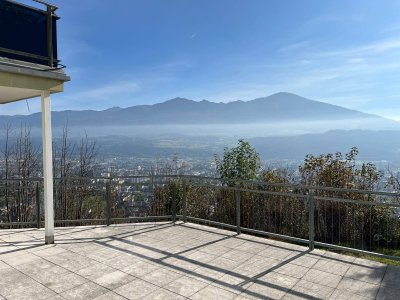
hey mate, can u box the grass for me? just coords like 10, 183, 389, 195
340, 248, 400, 266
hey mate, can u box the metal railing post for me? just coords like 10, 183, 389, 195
308, 191, 315, 251
150, 174, 155, 201
55, 178, 59, 224
106, 180, 111, 226
236, 189, 241, 234
36, 182, 40, 229
45, 3, 58, 67
172, 188, 177, 223
182, 179, 187, 223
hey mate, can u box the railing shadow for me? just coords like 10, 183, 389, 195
1, 220, 395, 299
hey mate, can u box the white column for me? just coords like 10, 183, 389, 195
41, 91, 54, 244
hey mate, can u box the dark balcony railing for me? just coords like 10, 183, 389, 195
1, 175, 400, 262
0, 0, 59, 67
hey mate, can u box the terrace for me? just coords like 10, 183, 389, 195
1, 221, 398, 300
1, 175, 400, 299
0, 1, 399, 299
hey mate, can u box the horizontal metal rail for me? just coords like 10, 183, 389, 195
184, 218, 400, 261
240, 227, 310, 245
54, 219, 106, 224
314, 241, 400, 262
0, 46, 52, 62
231, 186, 307, 199
30, 174, 400, 197
182, 175, 400, 197
2, 174, 398, 197
0, 221, 37, 227
226, 185, 308, 199
186, 216, 237, 230
0, 178, 43, 182
1, 175, 400, 262
182, 216, 310, 245
314, 195, 400, 208
111, 215, 173, 222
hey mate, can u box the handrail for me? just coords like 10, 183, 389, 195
1, 174, 398, 197
1, 174, 400, 262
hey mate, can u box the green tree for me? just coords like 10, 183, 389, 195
299, 147, 382, 189
214, 139, 260, 183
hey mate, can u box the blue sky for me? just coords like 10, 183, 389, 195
2, 0, 400, 119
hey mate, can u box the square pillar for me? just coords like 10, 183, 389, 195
41, 91, 54, 244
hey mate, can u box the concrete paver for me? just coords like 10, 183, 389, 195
0, 222, 398, 299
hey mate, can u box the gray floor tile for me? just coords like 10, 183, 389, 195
165, 275, 208, 297
191, 285, 238, 300
244, 271, 299, 299
141, 267, 183, 287
93, 270, 135, 289
121, 260, 161, 277
312, 258, 351, 276
142, 288, 186, 300
234, 256, 280, 278
113, 278, 159, 299
302, 268, 342, 288
0, 276, 57, 300
222, 249, 255, 263
0, 261, 10, 270
376, 286, 400, 300
45, 251, 98, 272
103, 253, 143, 269
187, 265, 229, 283
329, 289, 370, 299
284, 279, 334, 299
93, 291, 127, 300
212, 272, 248, 294
60, 282, 108, 300
30, 245, 69, 257
290, 253, 319, 268
337, 277, 380, 299
76, 262, 116, 280
273, 262, 309, 279
345, 264, 386, 285
1, 251, 41, 266
234, 240, 268, 255
381, 265, 400, 289
40, 271, 88, 293
258, 247, 296, 261
0, 223, 395, 300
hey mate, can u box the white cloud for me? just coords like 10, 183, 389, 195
73, 81, 140, 100
193, 35, 400, 115
315, 37, 400, 59
348, 58, 364, 64
279, 40, 310, 52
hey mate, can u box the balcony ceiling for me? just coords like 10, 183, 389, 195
0, 57, 70, 104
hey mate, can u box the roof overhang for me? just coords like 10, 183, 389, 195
0, 57, 70, 104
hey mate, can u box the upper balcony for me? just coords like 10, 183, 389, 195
0, 0, 69, 104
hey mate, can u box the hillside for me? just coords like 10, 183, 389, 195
92, 130, 400, 162
0, 92, 395, 128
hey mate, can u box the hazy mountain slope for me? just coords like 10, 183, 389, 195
0, 92, 394, 128
250, 130, 400, 161
92, 130, 400, 162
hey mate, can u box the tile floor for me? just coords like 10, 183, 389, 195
0, 222, 398, 299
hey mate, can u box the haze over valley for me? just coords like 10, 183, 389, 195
1, 92, 399, 164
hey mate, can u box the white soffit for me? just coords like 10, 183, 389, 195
0, 85, 43, 104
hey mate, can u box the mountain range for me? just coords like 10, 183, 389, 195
1, 92, 400, 162
0, 92, 396, 128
